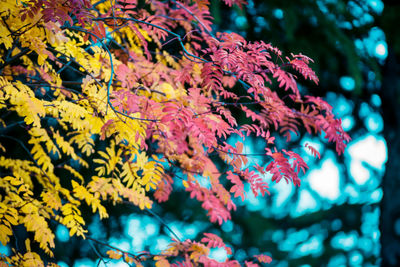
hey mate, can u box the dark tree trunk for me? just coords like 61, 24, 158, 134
379, 3, 400, 265
380, 47, 400, 266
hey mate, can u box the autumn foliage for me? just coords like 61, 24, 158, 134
0, 0, 350, 266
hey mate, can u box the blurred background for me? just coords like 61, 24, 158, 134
2, 0, 398, 266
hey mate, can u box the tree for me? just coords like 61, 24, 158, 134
211, 1, 391, 265
210, 0, 400, 265
378, 3, 400, 266
0, 0, 349, 266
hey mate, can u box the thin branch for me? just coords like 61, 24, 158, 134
0, 135, 54, 185
87, 239, 109, 267
86, 236, 139, 260
92, 16, 208, 63
213, 146, 269, 157
0, 121, 25, 135
63, 25, 160, 122
46, 46, 103, 87
145, 207, 182, 242
171, 0, 218, 41
93, 0, 107, 8
0, 48, 30, 71
86, 235, 177, 262
121, 200, 182, 242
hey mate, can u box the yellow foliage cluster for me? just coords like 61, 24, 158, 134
0, 0, 179, 265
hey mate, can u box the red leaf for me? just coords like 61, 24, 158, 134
254, 254, 272, 264
201, 233, 232, 255
154, 174, 173, 202
305, 143, 321, 159
226, 171, 245, 201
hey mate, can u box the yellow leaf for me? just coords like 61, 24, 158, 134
106, 249, 123, 260
25, 239, 31, 252
0, 225, 12, 245
123, 253, 135, 264
69, 226, 77, 237
155, 258, 170, 267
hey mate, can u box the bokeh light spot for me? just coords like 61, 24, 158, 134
348, 135, 387, 169
375, 41, 387, 59
56, 225, 70, 243
340, 76, 355, 91
273, 9, 283, 19
365, 113, 383, 132
371, 94, 382, 107
308, 158, 340, 200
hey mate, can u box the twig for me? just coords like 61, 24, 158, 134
0, 135, 54, 185
64, 25, 160, 122
0, 48, 29, 71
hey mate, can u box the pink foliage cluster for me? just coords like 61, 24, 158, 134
22, 0, 350, 264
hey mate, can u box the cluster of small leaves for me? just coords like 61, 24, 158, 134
0, 0, 349, 265
106, 233, 271, 266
